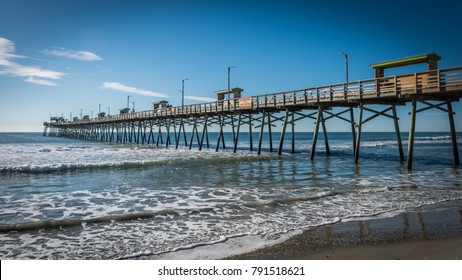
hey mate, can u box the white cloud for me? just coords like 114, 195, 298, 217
0, 38, 24, 60
25, 76, 58, 86
44, 48, 102, 61
184, 95, 216, 103
101, 82, 168, 98
0, 37, 64, 86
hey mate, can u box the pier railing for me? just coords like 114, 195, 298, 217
48, 66, 462, 126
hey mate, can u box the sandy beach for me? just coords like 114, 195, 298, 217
230, 200, 462, 260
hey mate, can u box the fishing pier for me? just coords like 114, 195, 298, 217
44, 54, 462, 170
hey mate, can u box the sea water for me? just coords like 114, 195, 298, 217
0, 132, 461, 259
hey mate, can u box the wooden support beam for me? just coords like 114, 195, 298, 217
249, 113, 253, 151
447, 102, 460, 165
137, 121, 141, 145
267, 113, 273, 152
278, 109, 290, 155
216, 116, 225, 152
172, 121, 177, 148
361, 107, 393, 124
189, 118, 197, 150
148, 124, 153, 144
416, 101, 451, 114
310, 107, 322, 160
167, 120, 172, 147
323, 108, 351, 122
233, 114, 242, 153
156, 126, 163, 146
291, 111, 295, 154
354, 104, 364, 164
110, 124, 115, 142
182, 119, 188, 147
231, 115, 236, 145
221, 118, 226, 149
123, 124, 128, 143
321, 109, 330, 155
205, 123, 210, 149
199, 115, 208, 151
350, 108, 357, 156
392, 104, 404, 161
175, 120, 181, 149
258, 112, 266, 155
407, 99, 417, 170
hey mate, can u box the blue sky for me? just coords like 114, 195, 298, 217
1, 0, 462, 132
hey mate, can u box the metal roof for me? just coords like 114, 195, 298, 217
370, 53, 441, 69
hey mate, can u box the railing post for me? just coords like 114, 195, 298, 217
437, 69, 441, 92
343, 83, 347, 100
394, 76, 398, 95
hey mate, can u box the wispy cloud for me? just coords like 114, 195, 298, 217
184, 95, 216, 103
0, 37, 64, 86
101, 82, 168, 98
44, 48, 102, 61
25, 76, 59, 86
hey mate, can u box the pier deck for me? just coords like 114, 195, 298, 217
44, 66, 462, 170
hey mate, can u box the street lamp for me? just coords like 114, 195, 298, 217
182, 78, 189, 107
339, 52, 349, 82
228, 66, 235, 100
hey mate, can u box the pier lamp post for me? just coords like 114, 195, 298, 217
127, 95, 132, 109
132, 101, 135, 112
182, 78, 188, 107
339, 52, 349, 82
339, 51, 357, 155
228, 66, 235, 100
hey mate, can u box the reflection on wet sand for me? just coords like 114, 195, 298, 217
230, 200, 462, 259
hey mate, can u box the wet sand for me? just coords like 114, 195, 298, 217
302, 236, 462, 259
230, 200, 462, 260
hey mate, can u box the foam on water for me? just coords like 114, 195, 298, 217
1, 132, 461, 259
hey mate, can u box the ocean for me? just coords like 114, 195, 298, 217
0, 131, 461, 259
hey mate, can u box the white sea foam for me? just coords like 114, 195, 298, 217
1, 132, 462, 259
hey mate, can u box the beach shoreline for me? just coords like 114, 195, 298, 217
229, 200, 462, 260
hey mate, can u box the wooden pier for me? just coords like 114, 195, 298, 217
44, 54, 462, 170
